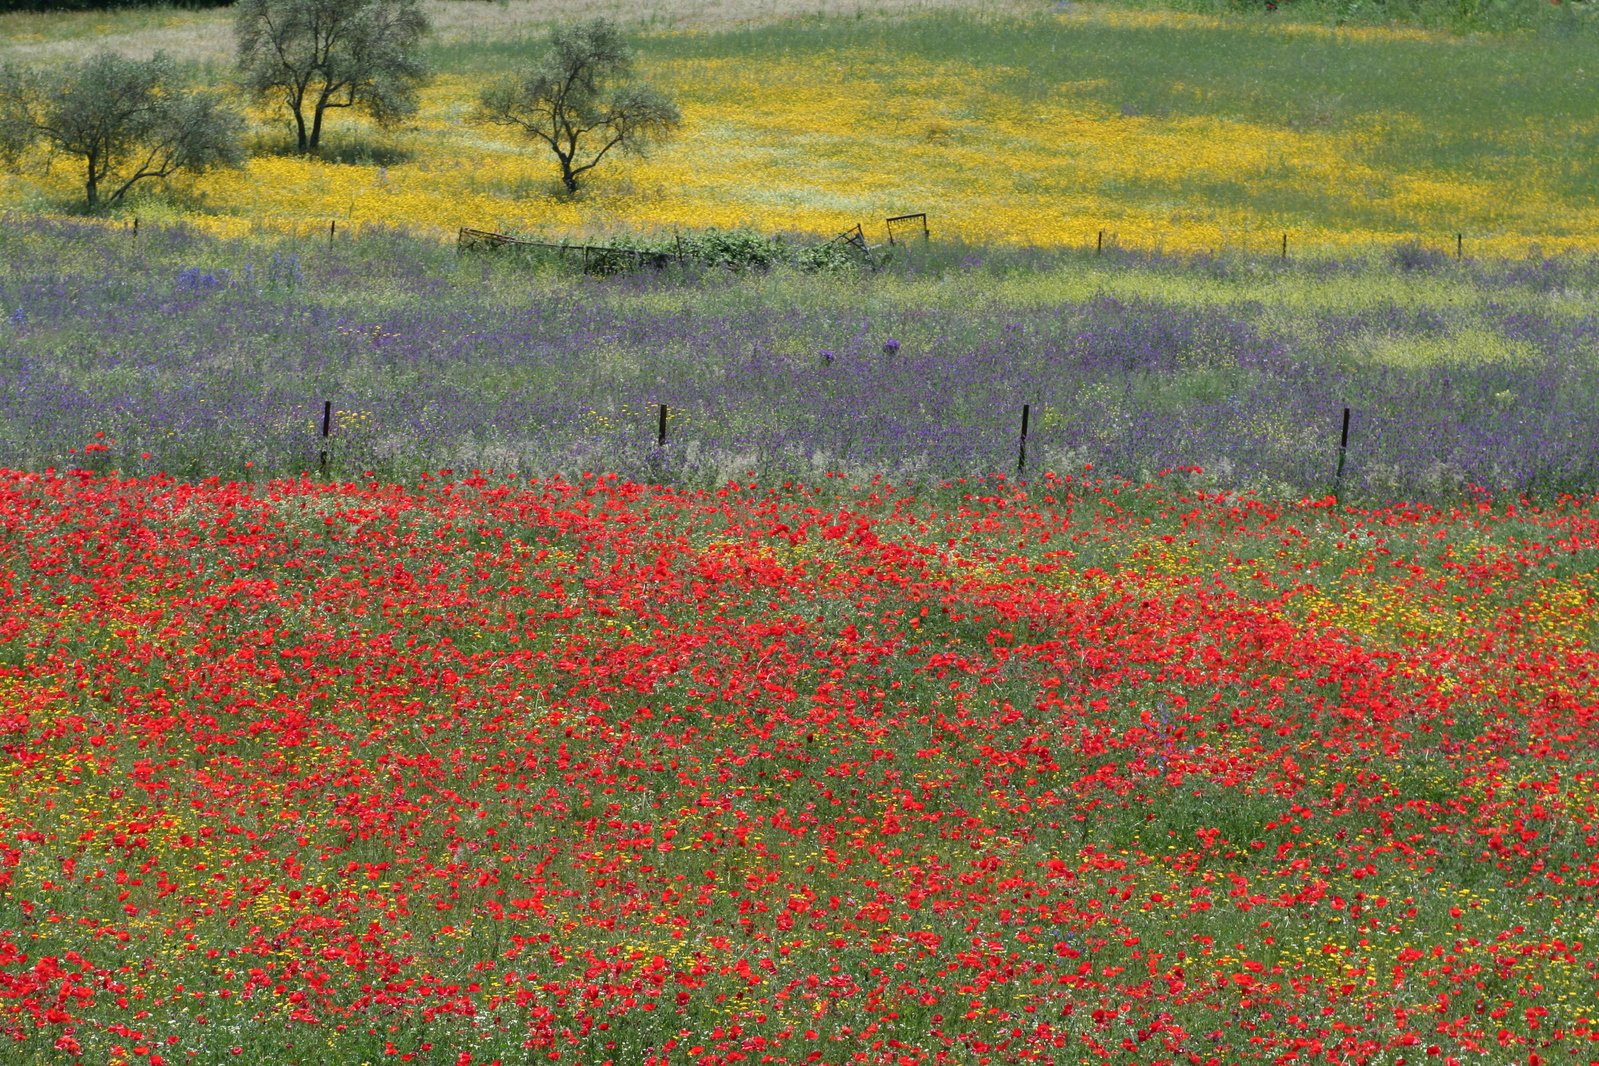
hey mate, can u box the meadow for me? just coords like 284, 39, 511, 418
2, 1, 1599, 1064
1, 1, 1598, 253
1, 467, 1597, 1065
4, 218, 1599, 499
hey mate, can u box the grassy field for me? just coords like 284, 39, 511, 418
2, 4, 1599, 1065
1, 468, 1597, 1065
1, 1, 1598, 253
4, 218, 1598, 498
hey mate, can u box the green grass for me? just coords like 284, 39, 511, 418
1141, 0, 1599, 35
628, 6, 1599, 227
9, 2, 1599, 249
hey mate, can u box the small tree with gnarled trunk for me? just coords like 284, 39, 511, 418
473, 18, 680, 195
0, 51, 243, 209
234, 0, 429, 154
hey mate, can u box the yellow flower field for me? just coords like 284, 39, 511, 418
2, 4, 1595, 255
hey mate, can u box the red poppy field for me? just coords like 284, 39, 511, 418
1, 467, 1597, 1066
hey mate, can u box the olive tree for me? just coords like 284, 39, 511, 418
0, 51, 244, 209
235, 0, 430, 154
473, 18, 680, 194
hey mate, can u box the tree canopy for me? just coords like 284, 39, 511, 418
474, 18, 681, 194
235, 0, 430, 154
0, 51, 244, 208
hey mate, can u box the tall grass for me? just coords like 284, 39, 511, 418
3, 218, 1596, 498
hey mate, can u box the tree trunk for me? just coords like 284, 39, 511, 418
84, 157, 97, 207
309, 104, 325, 152
294, 106, 309, 153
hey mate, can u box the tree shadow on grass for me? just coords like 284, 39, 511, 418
252, 135, 415, 168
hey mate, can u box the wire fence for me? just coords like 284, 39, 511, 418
300, 397, 1366, 496
10, 208, 1552, 267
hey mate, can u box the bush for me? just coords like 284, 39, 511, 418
501, 227, 864, 275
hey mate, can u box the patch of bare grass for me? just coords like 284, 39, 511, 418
430, 0, 1035, 36
0, 8, 232, 68
0, 0, 1033, 69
